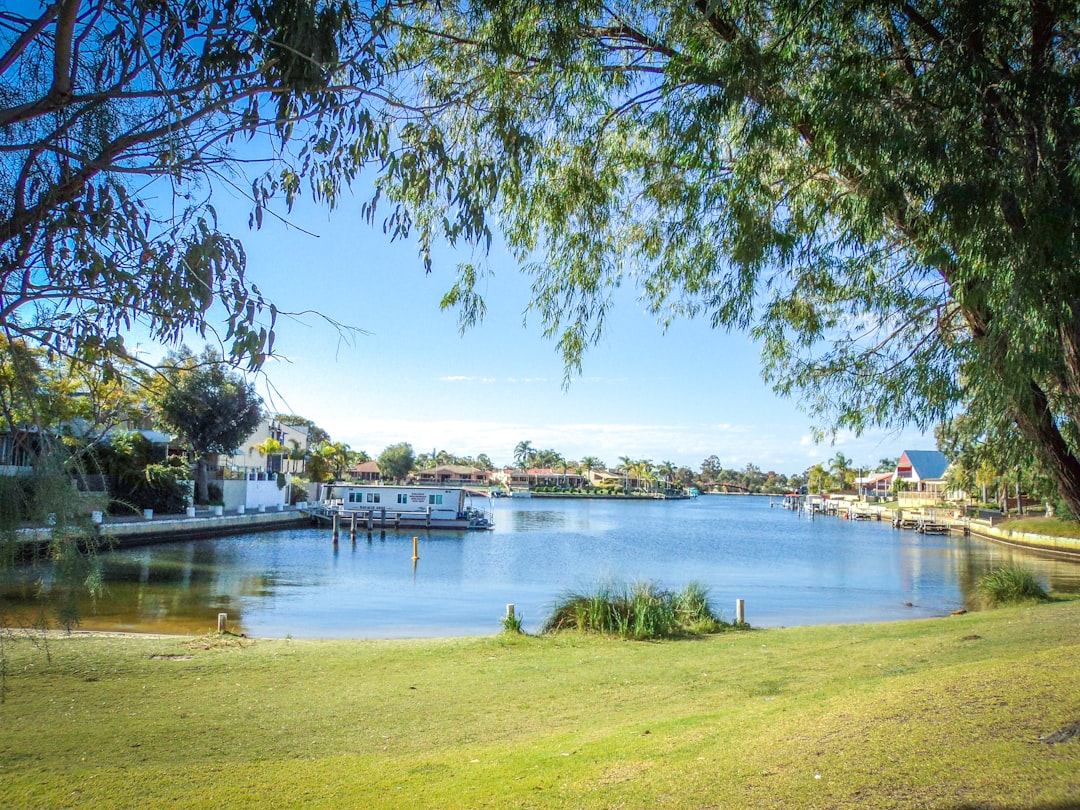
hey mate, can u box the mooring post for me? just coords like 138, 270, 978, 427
332, 512, 339, 542
412, 536, 419, 563
736, 599, 745, 625
218, 612, 227, 633
349, 512, 357, 539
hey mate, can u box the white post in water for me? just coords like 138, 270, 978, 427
736, 599, 745, 625
218, 612, 227, 633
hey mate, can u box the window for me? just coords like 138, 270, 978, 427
428, 494, 443, 505
397, 494, 408, 504
366, 492, 381, 504
348, 492, 360, 503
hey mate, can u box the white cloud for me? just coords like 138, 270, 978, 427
437, 375, 497, 384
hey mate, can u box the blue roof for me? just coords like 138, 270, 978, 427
901, 450, 949, 480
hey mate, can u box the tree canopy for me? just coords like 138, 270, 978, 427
0, 0, 385, 374
154, 347, 262, 502
377, 441, 415, 483
369, 1, 1080, 514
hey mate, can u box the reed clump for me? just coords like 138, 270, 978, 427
541, 580, 732, 639
976, 565, 1051, 607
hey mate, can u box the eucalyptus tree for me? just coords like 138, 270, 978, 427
377, 442, 415, 483
0, 0, 389, 374
374, 1, 1080, 516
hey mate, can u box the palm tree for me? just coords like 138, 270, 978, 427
513, 440, 534, 470
658, 460, 676, 491
579, 455, 603, 487
314, 441, 355, 481
635, 459, 656, 493
829, 452, 853, 492
251, 437, 284, 473
554, 453, 569, 487
617, 455, 634, 492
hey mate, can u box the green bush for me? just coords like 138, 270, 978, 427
542, 580, 732, 639
976, 565, 1050, 607
501, 611, 524, 634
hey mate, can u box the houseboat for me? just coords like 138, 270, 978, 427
307, 484, 494, 531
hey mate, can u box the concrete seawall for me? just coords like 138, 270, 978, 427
17, 509, 310, 551
966, 522, 1080, 560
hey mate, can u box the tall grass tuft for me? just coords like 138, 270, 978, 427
541, 580, 731, 639
976, 565, 1050, 607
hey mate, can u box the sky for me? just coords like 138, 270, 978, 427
174, 181, 930, 476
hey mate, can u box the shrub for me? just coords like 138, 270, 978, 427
542, 580, 732, 639
976, 565, 1050, 607
501, 611, 524, 634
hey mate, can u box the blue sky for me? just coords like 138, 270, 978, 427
185, 183, 929, 475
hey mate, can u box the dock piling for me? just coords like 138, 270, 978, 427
412, 536, 419, 563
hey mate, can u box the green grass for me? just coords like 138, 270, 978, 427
1, 603, 1080, 808
999, 515, 1080, 538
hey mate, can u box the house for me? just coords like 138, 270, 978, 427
0, 428, 40, 475
413, 464, 492, 487
895, 450, 949, 493
892, 449, 963, 505
494, 466, 592, 490
347, 460, 382, 482
854, 471, 895, 497
224, 417, 310, 476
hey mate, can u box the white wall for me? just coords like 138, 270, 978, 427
222, 476, 289, 510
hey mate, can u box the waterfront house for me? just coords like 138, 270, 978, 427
348, 460, 382, 482
413, 464, 491, 487
895, 450, 949, 491
855, 471, 895, 498
224, 417, 309, 477
894, 450, 960, 505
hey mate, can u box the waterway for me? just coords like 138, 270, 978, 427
3, 495, 1080, 637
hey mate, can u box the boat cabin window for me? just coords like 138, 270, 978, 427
347, 492, 360, 503
366, 493, 381, 504
428, 494, 443, 505
397, 494, 408, 504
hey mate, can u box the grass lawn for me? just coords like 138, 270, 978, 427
1, 602, 1079, 809
999, 516, 1080, 539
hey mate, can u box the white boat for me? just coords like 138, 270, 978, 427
307, 484, 494, 530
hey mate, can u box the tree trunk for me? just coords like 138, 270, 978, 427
1010, 381, 1080, 518
195, 458, 209, 504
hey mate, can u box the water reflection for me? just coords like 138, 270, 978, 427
2, 497, 1078, 637
511, 509, 568, 531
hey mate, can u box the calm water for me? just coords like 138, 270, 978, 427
4, 495, 1080, 637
